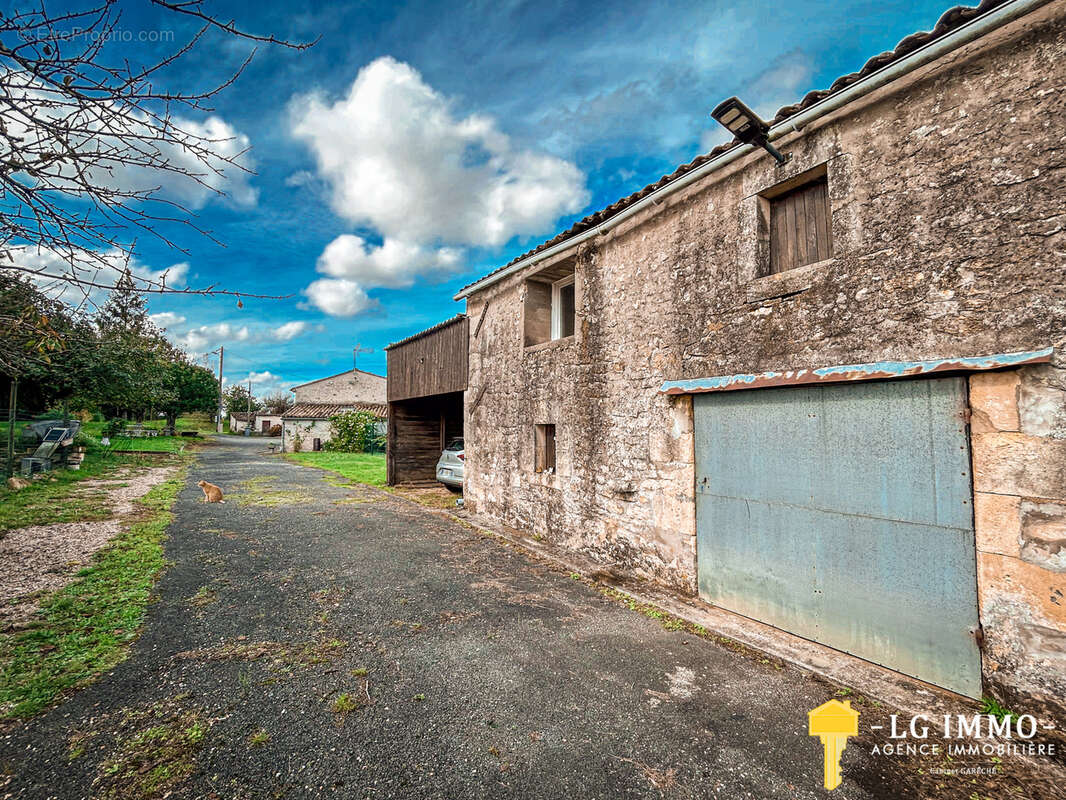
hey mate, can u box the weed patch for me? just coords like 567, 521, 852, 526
0, 452, 171, 532
96, 703, 207, 799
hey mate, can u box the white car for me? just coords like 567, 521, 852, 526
436, 437, 464, 490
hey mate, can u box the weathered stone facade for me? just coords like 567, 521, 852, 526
291, 369, 385, 405
971, 367, 1066, 716
463, 4, 1065, 710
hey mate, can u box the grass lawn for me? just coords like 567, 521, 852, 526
0, 451, 168, 531
284, 452, 386, 487
0, 465, 187, 718
110, 436, 190, 453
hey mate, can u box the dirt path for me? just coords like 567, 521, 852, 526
0, 437, 1060, 799
0, 466, 176, 625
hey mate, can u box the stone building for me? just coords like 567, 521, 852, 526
454, 0, 1066, 715
280, 368, 386, 452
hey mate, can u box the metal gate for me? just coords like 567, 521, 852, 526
694, 376, 982, 697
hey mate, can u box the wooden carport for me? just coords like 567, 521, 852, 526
385, 315, 468, 486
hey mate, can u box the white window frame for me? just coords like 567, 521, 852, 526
550, 274, 575, 340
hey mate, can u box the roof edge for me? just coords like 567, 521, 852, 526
290, 367, 386, 392
384, 314, 467, 351
455, 0, 1045, 302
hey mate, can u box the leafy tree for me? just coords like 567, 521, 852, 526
0, 273, 100, 410
224, 384, 256, 416
92, 274, 172, 419
159, 361, 218, 429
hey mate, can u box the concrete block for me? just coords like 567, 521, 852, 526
974, 492, 1021, 557
969, 371, 1020, 433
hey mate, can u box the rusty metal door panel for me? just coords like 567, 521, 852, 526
694, 377, 981, 698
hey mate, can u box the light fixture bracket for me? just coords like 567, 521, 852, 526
710, 96, 790, 166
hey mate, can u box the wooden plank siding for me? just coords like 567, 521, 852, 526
387, 393, 463, 485
386, 317, 469, 402
768, 176, 832, 274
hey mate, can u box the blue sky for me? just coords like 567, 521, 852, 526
101, 0, 958, 394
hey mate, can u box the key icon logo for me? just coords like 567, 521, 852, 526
808, 699, 859, 790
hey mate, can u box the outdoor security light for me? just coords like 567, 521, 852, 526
710, 96, 789, 166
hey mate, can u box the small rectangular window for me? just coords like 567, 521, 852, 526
767, 174, 832, 274
535, 424, 556, 473
551, 275, 575, 339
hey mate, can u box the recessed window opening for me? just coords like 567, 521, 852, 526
763, 167, 832, 275
524, 260, 576, 347
535, 424, 556, 473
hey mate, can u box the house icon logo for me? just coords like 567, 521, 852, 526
809, 699, 860, 790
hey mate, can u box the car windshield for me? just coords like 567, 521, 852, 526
445, 438, 464, 451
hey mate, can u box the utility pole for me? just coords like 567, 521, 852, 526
353, 343, 373, 371
5, 379, 16, 479
246, 380, 252, 436
215, 346, 224, 433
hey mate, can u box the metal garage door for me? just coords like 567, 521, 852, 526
694, 376, 981, 697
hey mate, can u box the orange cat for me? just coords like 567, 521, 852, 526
197, 480, 225, 503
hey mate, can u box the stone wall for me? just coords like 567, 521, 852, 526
464, 5, 1065, 705
281, 419, 333, 453
293, 370, 386, 405
971, 366, 1066, 716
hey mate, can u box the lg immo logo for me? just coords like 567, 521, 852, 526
808, 699, 1057, 791
808, 700, 858, 790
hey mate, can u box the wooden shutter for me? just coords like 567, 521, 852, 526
769, 176, 832, 274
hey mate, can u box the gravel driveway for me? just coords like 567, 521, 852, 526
0, 436, 1058, 799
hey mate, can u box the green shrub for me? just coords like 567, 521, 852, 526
324, 411, 380, 453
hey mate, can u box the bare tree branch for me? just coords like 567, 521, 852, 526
0, 0, 313, 303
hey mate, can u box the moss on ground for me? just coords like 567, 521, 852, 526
229, 476, 315, 507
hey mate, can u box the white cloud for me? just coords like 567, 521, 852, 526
149, 312, 187, 329
272, 321, 309, 341
178, 322, 250, 353
244, 370, 281, 385
291, 57, 587, 247
302, 278, 376, 318
291, 57, 590, 316
315, 234, 462, 289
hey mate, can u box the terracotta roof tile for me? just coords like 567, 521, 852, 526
457, 0, 1007, 295
282, 402, 388, 420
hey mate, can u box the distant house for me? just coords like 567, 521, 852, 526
228, 412, 254, 433
255, 412, 284, 435
280, 368, 387, 452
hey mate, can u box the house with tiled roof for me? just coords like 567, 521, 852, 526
280, 368, 387, 452
452, 0, 1066, 716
